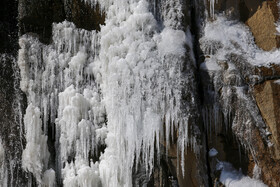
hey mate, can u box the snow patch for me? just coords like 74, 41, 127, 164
274, 79, 280, 84
217, 162, 267, 187
209, 148, 218, 157
43, 169, 56, 187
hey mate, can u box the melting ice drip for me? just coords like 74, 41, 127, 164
18, 0, 197, 186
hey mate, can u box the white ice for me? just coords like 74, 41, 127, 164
209, 148, 218, 157
18, 0, 196, 186
217, 162, 267, 187
201, 16, 280, 68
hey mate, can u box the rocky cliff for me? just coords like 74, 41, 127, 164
0, 0, 280, 186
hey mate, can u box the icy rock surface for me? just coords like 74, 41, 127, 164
17, 0, 198, 186
0, 140, 8, 187
200, 8, 279, 187
0, 53, 27, 186
200, 14, 274, 148
201, 16, 280, 67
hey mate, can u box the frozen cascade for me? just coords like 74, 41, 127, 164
17, 0, 198, 186
21, 104, 49, 182
96, 0, 197, 186
18, 21, 105, 186
0, 0, 277, 186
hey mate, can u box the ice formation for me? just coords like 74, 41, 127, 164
208, 148, 218, 157
22, 104, 49, 182
96, 1, 195, 186
17, 20, 107, 185
17, 0, 197, 186
209, 0, 217, 18
217, 162, 267, 187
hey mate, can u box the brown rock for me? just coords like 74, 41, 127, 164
159, 138, 207, 187
254, 64, 280, 78
247, 126, 280, 186
173, 147, 201, 187
246, 1, 280, 51
254, 80, 280, 159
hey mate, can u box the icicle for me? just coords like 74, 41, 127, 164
209, 0, 217, 19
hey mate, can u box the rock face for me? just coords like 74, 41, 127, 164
254, 80, 280, 159
201, 0, 280, 186
0, 0, 28, 186
246, 0, 280, 51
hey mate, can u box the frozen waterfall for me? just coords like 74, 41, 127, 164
16, 0, 198, 186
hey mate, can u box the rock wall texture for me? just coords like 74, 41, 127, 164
0, 0, 28, 186
202, 0, 280, 186
1, 0, 280, 186
246, 0, 280, 51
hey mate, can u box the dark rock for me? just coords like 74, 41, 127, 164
0, 0, 29, 186
0, 0, 18, 53
18, 0, 105, 44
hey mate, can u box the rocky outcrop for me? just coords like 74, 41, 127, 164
246, 0, 280, 51
18, 0, 105, 44
254, 80, 280, 159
